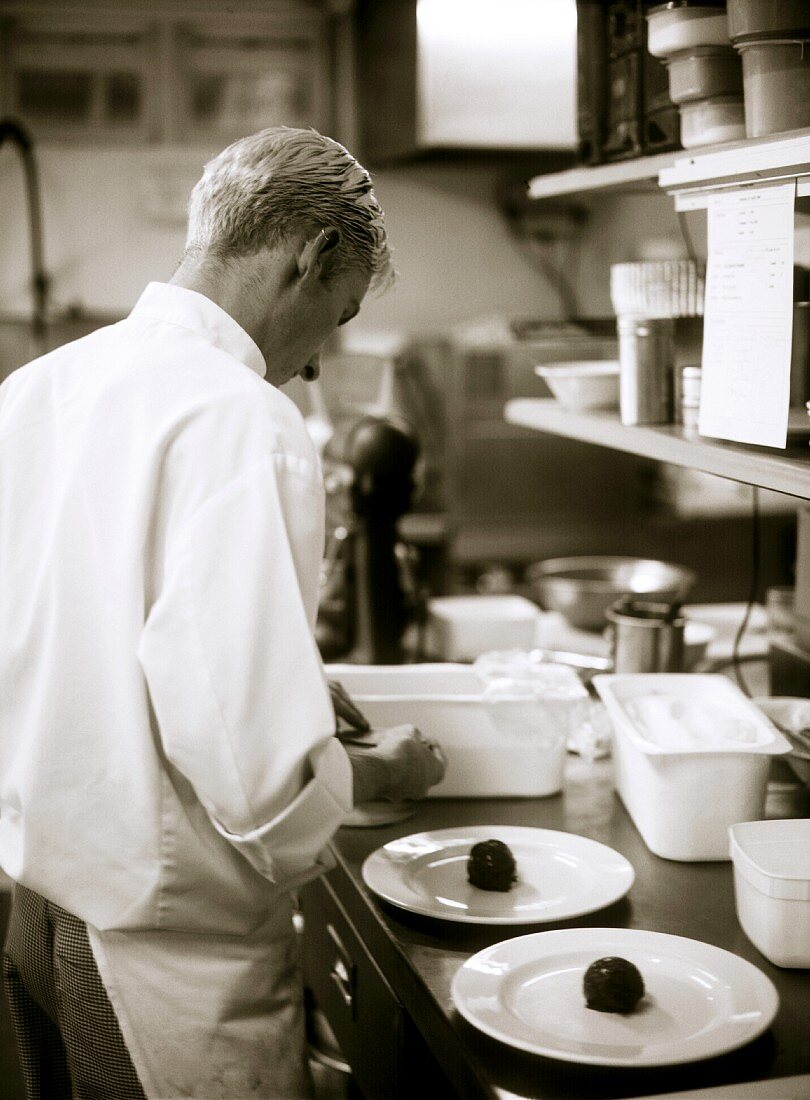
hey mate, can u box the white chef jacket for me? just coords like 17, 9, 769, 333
0, 281, 354, 1097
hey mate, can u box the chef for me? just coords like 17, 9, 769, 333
0, 125, 446, 1099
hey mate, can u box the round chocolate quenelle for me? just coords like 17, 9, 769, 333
466, 838, 518, 892
583, 956, 645, 1014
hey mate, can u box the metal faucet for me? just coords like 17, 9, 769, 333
0, 118, 49, 358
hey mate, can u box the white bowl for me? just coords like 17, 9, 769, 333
752, 695, 810, 789
535, 361, 619, 411
730, 818, 810, 968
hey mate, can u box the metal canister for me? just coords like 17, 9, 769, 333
617, 315, 675, 426
606, 596, 685, 674
789, 301, 810, 407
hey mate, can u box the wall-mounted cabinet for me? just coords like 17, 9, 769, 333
0, 0, 331, 145
0, 14, 157, 142
166, 21, 329, 144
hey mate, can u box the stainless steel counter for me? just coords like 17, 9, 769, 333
304, 755, 810, 1100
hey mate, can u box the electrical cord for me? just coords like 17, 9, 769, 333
517, 235, 580, 321
677, 210, 698, 266
730, 485, 761, 697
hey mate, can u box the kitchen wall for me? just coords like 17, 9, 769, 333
0, 144, 698, 372
0, 140, 800, 598
0, 147, 560, 361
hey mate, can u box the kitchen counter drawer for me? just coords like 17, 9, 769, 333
300, 875, 405, 1100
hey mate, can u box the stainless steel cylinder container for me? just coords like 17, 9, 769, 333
606, 597, 686, 674
617, 316, 675, 426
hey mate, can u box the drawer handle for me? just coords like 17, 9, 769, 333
326, 923, 356, 1015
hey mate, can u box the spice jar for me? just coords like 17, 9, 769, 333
677, 364, 702, 431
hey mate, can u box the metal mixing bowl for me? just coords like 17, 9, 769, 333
526, 555, 697, 631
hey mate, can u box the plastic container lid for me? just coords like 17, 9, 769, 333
729, 819, 810, 900
593, 673, 793, 756
665, 44, 737, 59
536, 362, 619, 377
736, 37, 810, 49
648, 1, 726, 14
428, 595, 538, 622
681, 93, 745, 108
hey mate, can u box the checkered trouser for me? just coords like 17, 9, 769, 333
2, 884, 147, 1100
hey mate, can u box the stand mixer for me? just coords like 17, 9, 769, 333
342, 413, 420, 663
314, 361, 423, 665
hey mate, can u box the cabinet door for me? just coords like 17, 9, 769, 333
300, 876, 405, 1100
0, 15, 156, 142
0, 2, 330, 146
170, 20, 330, 144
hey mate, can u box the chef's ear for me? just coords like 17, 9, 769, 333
298, 227, 341, 281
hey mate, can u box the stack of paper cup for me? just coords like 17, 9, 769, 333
610, 260, 705, 319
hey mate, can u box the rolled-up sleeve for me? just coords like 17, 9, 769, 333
137, 451, 352, 886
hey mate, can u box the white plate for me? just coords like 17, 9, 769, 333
361, 826, 634, 924
452, 928, 779, 1067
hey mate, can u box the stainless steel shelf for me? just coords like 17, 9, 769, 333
505, 399, 810, 500
527, 151, 679, 199
660, 126, 810, 201
527, 127, 810, 202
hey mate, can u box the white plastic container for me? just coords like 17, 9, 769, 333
736, 38, 810, 138
593, 673, 792, 861
327, 663, 587, 798
729, 818, 810, 968
727, 0, 810, 41
665, 46, 743, 104
534, 361, 620, 411
425, 595, 538, 661
752, 695, 810, 789
647, 3, 731, 59
679, 94, 746, 147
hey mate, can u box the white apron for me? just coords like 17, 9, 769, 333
89, 895, 315, 1100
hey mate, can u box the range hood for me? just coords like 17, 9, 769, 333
354, 0, 578, 162
416, 0, 577, 150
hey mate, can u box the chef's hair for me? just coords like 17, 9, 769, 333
184, 126, 394, 293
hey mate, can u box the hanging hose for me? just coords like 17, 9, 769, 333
0, 117, 49, 358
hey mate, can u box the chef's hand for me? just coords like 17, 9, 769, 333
329, 679, 370, 733
344, 724, 446, 805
